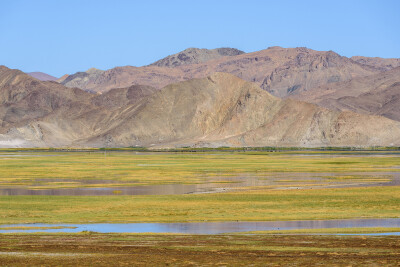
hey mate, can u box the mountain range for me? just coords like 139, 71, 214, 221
59, 46, 395, 96
1, 46, 400, 148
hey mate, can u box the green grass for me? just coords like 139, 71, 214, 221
1, 186, 400, 224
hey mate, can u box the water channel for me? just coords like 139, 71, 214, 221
1, 218, 400, 234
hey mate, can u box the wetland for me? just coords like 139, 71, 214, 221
1, 150, 400, 265
1, 150, 400, 196
1, 150, 400, 225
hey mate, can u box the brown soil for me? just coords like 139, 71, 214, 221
1, 234, 399, 266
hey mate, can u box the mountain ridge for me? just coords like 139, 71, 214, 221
149, 47, 245, 67
60, 46, 385, 96
2, 66, 400, 148
27, 72, 58, 81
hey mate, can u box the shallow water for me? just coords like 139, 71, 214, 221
1, 151, 400, 196
0, 173, 399, 196
1, 218, 400, 234
0, 171, 398, 196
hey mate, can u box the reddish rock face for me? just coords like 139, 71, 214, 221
61, 47, 384, 96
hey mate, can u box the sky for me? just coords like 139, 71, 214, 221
1, 0, 399, 77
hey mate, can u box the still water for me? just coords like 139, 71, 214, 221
1, 218, 400, 234
1, 151, 400, 195
1, 171, 399, 196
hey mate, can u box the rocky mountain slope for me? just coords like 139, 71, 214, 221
57, 74, 69, 83
59, 68, 104, 92
82, 72, 400, 148
60, 48, 243, 92
351, 56, 400, 71
27, 72, 58, 81
0, 66, 157, 147
2, 66, 400, 148
149, 47, 245, 67
0, 66, 93, 147
60, 47, 382, 96
292, 67, 400, 121
91, 84, 157, 108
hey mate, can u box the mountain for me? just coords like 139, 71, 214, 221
60, 66, 174, 93
0, 66, 93, 147
0, 66, 154, 147
0, 66, 89, 127
149, 47, 245, 67
60, 68, 104, 92
60, 47, 382, 96
57, 74, 69, 83
292, 67, 400, 121
92, 84, 157, 108
2, 65, 400, 148
82, 72, 400, 148
60, 48, 244, 92
351, 56, 400, 71
27, 72, 58, 81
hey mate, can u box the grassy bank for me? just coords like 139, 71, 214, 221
237, 227, 400, 234
1, 186, 400, 224
1, 151, 399, 189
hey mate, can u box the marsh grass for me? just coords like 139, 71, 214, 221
0, 226, 77, 230
1, 151, 400, 224
233, 227, 400, 234
1, 151, 400, 189
1, 186, 400, 224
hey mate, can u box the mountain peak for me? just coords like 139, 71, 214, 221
149, 47, 245, 67
86, 68, 103, 74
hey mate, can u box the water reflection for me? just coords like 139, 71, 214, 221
1, 218, 400, 234
0, 171, 399, 196
0, 184, 206, 196
1, 151, 400, 196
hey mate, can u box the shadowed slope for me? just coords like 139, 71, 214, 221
0, 66, 156, 147
0, 66, 95, 146
0, 66, 90, 129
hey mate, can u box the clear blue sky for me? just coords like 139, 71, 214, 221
1, 0, 399, 77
